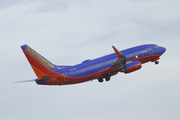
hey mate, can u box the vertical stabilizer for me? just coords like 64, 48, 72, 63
21, 45, 55, 79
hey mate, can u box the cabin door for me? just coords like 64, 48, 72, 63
148, 46, 153, 54
63, 72, 68, 82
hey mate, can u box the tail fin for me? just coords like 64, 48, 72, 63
21, 44, 56, 79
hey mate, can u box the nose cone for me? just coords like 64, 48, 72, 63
160, 46, 166, 55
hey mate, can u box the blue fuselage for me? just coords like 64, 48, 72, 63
21, 44, 166, 85
57, 44, 166, 79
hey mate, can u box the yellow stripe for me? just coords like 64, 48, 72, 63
23, 49, 55, 73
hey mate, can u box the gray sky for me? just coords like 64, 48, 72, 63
0, 0, 180, 120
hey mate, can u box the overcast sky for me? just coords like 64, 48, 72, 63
1, 0, 180, 120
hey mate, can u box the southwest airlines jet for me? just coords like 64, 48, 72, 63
20, 44, 166, 85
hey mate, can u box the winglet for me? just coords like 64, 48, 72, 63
112, 46, 123, 58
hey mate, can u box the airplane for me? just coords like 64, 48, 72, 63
19, 44, 166, 85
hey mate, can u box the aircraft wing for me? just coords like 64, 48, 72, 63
100, 46, 126, 77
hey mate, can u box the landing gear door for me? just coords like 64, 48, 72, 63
63, 72, 68, 82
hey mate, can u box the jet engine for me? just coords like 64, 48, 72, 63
123, 61, 142, 74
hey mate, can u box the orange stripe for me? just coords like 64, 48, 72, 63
23, 50, 65, 85
127, 55, 160, 63
31, 64, 65, 85
45, 78, 65, 85
31, 64, 45, 79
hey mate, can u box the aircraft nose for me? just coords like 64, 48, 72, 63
160, 46, 166, 54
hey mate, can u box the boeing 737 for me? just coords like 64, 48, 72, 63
19, 44, 166, 85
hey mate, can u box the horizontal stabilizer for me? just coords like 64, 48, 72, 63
38, 75, 52, 82
14, 79, 35, 83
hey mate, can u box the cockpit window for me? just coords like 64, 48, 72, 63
155, 46, 159, 48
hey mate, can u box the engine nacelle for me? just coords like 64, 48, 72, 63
124, 61, 142, 74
